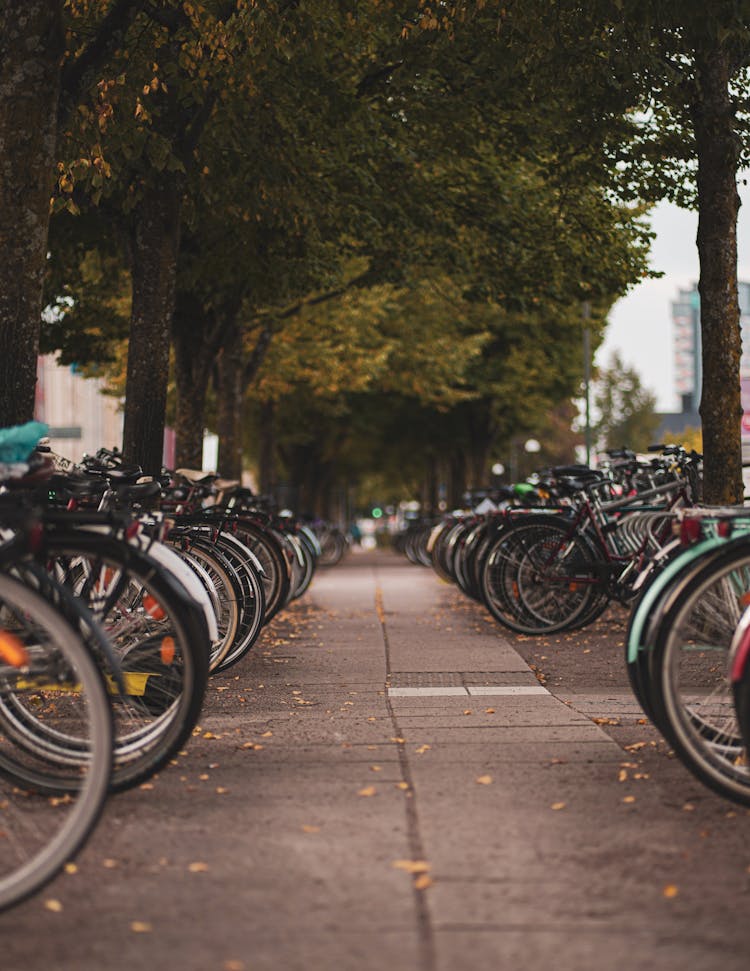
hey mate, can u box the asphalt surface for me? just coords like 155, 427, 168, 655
2, 548, 748, 971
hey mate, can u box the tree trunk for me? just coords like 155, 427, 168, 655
173, 299, 211, 469
216, 319, 244, 480
0, 2, 62, 425
692, 47, 743, 504
259, 399, 276, 495
122, 179, 181, 474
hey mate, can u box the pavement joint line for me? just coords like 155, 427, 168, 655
387, 685, 550, 697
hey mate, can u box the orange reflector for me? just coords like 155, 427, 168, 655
512, 582, 520, 600
569, 583, 578, 592
741, 592, 750, 607
0, 631, 29, 668
160, 636, 176, 665
143, 595, 166, 621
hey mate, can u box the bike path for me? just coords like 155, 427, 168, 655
1, 550, 747, 971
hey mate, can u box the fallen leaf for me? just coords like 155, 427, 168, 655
188, 862, 209, 872
44, 899, 63, 913
102, 858, 118, 869
550, 802, 566, 811
260, 731, 273, 738
485, 708, 495, 714
682, 803, 695, 812
390, 737, 405, 744
475, 775, 493, 785
463, 710, 473, 716
215, 787, 229, 795
64, 863, 78, 875
202, 732, 217, 739
415, 745, 431, 754
301, 825, 320, 833
130, 921, 153, 933
392, 860, 430, 874
223, 961, 245, 971
662, 885, 679, 899
622, 795, 636, 804
414, 874, 433, 890
618, 769, 628, 783
358, 786, 377, 797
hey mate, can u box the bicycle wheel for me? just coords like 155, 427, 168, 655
206, 532, 266, 671
649, 540, 750, 805
481, 519, 602, 634
0, 573, 112, 910
166, 534, 241, 671
624, 540, 727, 725
38, 529, 209, 792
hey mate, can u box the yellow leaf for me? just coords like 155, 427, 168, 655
102, 858, 118, 869
261, 731, 273, 738
415, 745, 431, 754
392, 860, 430, 874
475, 775, 493, 785
215, 787, 229, 795
188, 862, 209, 872
370, 765, 382, 772
663, 885, 679, 899
485, 708, 495, 714
395, 782, 409, 791
618, 769, 628, 782
550, 802, 566, 811
414, 874, 434, 890
301, 825, 320, 833
130, 921, 153, 933
44, 899, 63, 913
64, 863, 78, 875
358, 786, 376, 797
622, 795, 636, 804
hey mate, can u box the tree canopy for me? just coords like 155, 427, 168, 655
13, 1, 739, 508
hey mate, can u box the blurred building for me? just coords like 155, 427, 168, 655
33, 355, 123, 463
656, 283, 750, 461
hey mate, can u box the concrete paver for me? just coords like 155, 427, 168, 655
0, 549, 747, 971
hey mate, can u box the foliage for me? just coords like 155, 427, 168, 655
593, 351, 660, 453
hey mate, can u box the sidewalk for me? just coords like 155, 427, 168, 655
1, 549, 747, 971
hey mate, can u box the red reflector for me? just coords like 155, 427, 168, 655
125, 521, 140, 540
718, 520, 733, 538
680, 519, 702, 544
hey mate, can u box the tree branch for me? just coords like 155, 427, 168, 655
59, 0, 147, 126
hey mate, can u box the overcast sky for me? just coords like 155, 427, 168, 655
597, 179, 750, 412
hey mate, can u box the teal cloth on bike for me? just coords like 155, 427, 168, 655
0, 421, 49, 462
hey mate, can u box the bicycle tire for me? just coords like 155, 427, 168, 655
0, 573, 112, 910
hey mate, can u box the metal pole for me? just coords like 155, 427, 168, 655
582, 301, 591, 466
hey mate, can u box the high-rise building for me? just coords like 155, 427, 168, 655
669, 282, 750, 456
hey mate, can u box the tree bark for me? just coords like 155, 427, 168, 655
258, 399, 276, 496
173, 298, 213, 469
122, 179, 181, 474
0, 2, 63, 425
692, 46, 743, 504
216, 319, 244, 480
